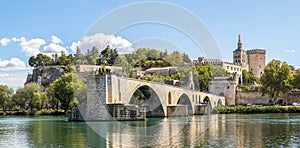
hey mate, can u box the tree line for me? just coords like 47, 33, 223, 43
0, 73, 86, 114
29, 46, 191, 69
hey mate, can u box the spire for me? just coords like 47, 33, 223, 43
237, 34, 242, 50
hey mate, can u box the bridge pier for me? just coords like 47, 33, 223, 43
166, 104, 209, 116
166, 105, 188, 117
194, 104, 208, 115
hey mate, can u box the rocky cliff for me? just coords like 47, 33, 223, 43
25, 66, 64, 87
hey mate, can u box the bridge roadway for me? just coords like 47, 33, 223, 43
104, 75, 225, 116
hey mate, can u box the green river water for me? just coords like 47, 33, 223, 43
0, 113, 299, 147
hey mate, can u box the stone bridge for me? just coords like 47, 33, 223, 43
85, 75, 225, 120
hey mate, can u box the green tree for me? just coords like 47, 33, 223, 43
13, 88, 28, 111
29, 56, 37, 67
50, 73, 86, 111
195, 65, 211, 91
163, 51, 183, 66
182, 52, 191, 63
146, 49, 160, 59
259, 60, 293, 102
86, 47, 100, 65
46, 82, 59, 110
242, 70, 259, 85
291, 69, 300, 89
0, 85, 14, 112
74, 47, 87, 65
56, 54, 73, 66
209, 65, 230, 77
114, 56, 132, 75
134, 58, 171, 70
25, 83, 42, 111
13, 83, 42, 111
99, 46, 119, 65
28, 53, 52, 67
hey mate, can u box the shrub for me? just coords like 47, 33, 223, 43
217, 106, 300, 114
237, 84, 251, 91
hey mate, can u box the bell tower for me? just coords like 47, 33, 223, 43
238, 34, 242, 50
233, 34, 248, 71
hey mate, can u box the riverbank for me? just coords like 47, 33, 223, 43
0, 110, 66, 116
217, 106, 300, 114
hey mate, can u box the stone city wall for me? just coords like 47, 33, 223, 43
236, 90, 270, 105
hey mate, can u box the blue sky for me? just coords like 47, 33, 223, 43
0, 0, 299, 89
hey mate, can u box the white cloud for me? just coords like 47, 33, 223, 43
43, 43, 68, 55
71, 33, 134, 54
70, 41, 81, 52
11, 37, 26, 42
50, 35, 63, 44
0, 37, 11, 46
0, 71, 28, 89
20, 38, 46, 56
0, 57, 29, 71
285, 49, 296, 53
0, 73, 16, 78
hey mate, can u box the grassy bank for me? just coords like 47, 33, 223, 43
0, 110, 66, 116
217, 106, 300, 114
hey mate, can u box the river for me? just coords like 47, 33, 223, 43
0, 113, 299, 147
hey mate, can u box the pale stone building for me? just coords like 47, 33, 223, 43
192, 58, 243, 78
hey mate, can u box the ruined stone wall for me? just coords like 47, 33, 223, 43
286, 91, 300, 104
236, 90, 300, 105
236, 90, 270, 105
280, 90, 300, 105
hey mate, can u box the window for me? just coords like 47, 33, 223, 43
168, 92, 172, 104
227, 86, 230, 89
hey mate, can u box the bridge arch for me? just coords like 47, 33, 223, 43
203, 96, 213, 114
129, 85, 165, 117
176, 93, 193, 115
217, 99, 223, 108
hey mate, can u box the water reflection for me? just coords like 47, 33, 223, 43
0, 114, 299, 147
